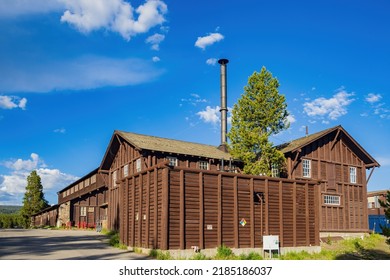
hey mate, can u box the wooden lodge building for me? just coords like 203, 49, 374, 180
32, 125, 379, 253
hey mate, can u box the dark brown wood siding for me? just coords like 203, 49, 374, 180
286, 130, 369, 233
120, 166, 319, 250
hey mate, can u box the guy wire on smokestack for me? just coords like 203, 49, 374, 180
218, 58, 229, 152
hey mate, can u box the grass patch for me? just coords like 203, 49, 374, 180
104, 230, 128, 250
215, 244, 236, 260
148, 249, 173, 260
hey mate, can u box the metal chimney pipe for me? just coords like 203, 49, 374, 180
218, 58, 229, 151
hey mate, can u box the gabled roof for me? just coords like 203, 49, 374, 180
277, 125, 380, 167
278, 126, 339, 154
100, 130, 233, 171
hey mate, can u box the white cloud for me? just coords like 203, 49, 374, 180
365, 93, 382, 104
152, 56, 160, 62
60, 0, 168, 41
5, 153, 40, 171
286, 114, 296, 125
206, 58, 217, 66
54, 128, 66, 134
0, 153, 79, 205
0, 0, 63, 18
181, 94, 208, 107
146, 33, 165, 50
195, 32, 224, 50
303, 89, 354, 121
197, 105, 220, 124
197, 105, 232, 125
0, 95, 27, 110
0, 56, 163, 93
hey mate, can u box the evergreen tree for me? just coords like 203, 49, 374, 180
379, 191, 390, 245
20, 170, 49, 228
228, 67, 289, 176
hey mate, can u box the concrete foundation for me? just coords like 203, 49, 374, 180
129, 245, 322, 259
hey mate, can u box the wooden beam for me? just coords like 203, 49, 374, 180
290, 150, 301, 178
331, 129, 341, 151
153, 169, 158, 249
199, 172, 204, 249
278, 180, 284, 247
293, 182, 297, 247
217, 174, 222, 246
366, 166, 376, 184
138, 174, 142, 246
265, 179, 269, 235
131, 177, 135, 247
233, 176, 239, 248
250, 178, 255, 248
145, 171, 150, 248
179, 170, 185, 249
305, 183, 310, 246
161, 168, 169, 250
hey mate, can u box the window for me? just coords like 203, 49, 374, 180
199, 161, 209, 170
350, 167, 357, 184
324, 195, 340, 206
167, 156, 178, 167
136, 159, 142, 173
80, 207, 87, 216
302, 159, 311, 178
123, 164, 129, 177
85, 178, 90, 187
112, 170, 118, 186
271, 163, 279, 178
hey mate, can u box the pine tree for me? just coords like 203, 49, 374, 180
379, 191, 390, 245
228, 67, 289, 176
20, 170, 49, 228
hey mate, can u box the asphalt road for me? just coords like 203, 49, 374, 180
0, 228, 150, 260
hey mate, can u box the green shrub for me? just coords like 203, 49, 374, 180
238, 251, 263, 260
157, 251, 172, 260
191, 253, 210, 260
215, 244, 235, 260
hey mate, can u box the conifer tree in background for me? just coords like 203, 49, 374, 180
20, 170, 49, 228
379, 191, 390, 245
228, 67, 289, 176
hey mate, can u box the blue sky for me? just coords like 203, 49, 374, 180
0, 0, 389, 205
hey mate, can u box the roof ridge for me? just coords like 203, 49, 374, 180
116, 130, 222, 148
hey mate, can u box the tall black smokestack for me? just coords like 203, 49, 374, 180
218, 58, 229, 152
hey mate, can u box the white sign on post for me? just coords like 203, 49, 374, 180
263, 235, 280, 258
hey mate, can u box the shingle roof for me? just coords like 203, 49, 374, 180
277, 125, 379, 167
277, 126, 339, 154
116, 131, 232, 160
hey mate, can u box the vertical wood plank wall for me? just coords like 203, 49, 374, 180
288, 131, 369, 233
120, 166, 319, 250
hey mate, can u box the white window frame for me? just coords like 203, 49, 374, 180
167, 156, 178, 167
271, 163, 279, 178
136, 159, 142, 173
199, 160, 209, 170
302, 159, 311, 178
112, 170, 118, 186
324, 195, 340, 206
123, 164, 129, 177
349, 166, 357, 184
80, 206, 87, 216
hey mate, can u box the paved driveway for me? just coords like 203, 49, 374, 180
0, 229, 150, 260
